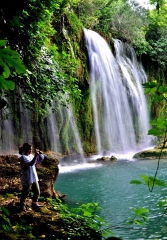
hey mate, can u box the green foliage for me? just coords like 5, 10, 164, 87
46, 198, 109, 238
71, 202, 113, 238
148, 117, 167, 135
141, 174, 166, 187
105, 0, 149, 54
130, 174, 166, 187
145, 34, 167, 67
0, 207, 11, 232
71, 202, 102, 218
142, 81, 167, 135
66, 11, 83, 36
127, 207, 149, 226
130, 180, 142, 185
72, 0, 103, 29
10, 16, 21, 27
46, 199, 113, 238
158, 199, 167, 208
0, 206, 34, 239
0, 2, 82, 130
9, 0, 82, 119
0, 40, 26, 91
46, 197, 69, 213
12, 222, 33, 235
1, 207, 10, 217
145, 1, 167, 67
0, 199, 107, 239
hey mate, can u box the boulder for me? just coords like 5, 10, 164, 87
0, 154, 61, 198
110, 155, 117, 161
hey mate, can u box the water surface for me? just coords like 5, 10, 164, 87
55, 159, 167, 239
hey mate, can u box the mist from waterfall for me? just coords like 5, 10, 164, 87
84, 29, 152, 155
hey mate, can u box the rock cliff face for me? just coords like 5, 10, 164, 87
0, 154, 60, 198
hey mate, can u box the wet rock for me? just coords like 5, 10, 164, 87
97, 155, 117, 161
97, 157, 110, 161
133, 148, 167, 159
110, 155, 117, 161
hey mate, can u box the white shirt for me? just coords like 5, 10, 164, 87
20, 154, 39, 185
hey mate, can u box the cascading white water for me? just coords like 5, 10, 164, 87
0, 112, 15, 154
47, 108, 61, 153
0, 100, 84, 158
46, 102, 84, 160
20, 106, 32, 143
84, 29, 152, 155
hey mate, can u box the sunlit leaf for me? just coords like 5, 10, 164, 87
130, 180, 142, 184
158, 200, 167, 208
12, 225, 18, 231
133, 207, 149, 216
83, 210, 92, 217
140, 175, 166, 187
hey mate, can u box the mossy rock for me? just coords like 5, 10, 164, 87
110, 155, 117, 161
133, 148, 167, 159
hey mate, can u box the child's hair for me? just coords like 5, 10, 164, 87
19, 146, 23, 155
19, 143, 32, 155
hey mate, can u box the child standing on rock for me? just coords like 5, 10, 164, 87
19, 142, 44, 212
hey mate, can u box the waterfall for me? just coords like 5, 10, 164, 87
84, 29, 152, 155
0, 100, 84, 159
47, 102, 84, 161
47, 108, 61, 153
0, 111, 15, 154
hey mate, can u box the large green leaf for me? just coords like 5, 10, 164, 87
0, 76, 15, 90
140, 175, 166, 187
0, 58, 11, 78
159, 85, 167, 94
148, 128, 163, 136
0, 44, 26, 80
142, 82, 158, 88
154, 118, 167, 128
2, 55, 26, 74
153, 94, 164, 102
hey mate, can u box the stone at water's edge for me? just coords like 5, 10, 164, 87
96, 155, 117, 161
0, 154, 63, 198
133, 148, 167, 159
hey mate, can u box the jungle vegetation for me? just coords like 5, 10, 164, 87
0, 0, 167, 152
1, 0, 167, 239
